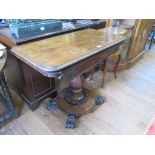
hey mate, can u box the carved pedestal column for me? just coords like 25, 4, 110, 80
56, 75, 105, 128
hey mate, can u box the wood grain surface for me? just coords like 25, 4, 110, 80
11, 29, 126, 74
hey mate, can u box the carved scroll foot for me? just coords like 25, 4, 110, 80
65, 114, 76, 128
95, 96, 105, 105
45, 98, 58, 111
57, 75, 106, 128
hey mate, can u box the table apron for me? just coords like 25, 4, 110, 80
62, 44, 119, 80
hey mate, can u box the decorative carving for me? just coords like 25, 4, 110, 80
95, 96, 105, 105
0, 72, 15, 123
45, 98, 58, 111
64, 75, 88, 105
65, 114, 76, 128
8, 27, 127, 128
64, 90, 88, 105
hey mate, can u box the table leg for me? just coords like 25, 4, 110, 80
102, 59, 108, 87
65, 114, 76, 128
113, 54, 121, 79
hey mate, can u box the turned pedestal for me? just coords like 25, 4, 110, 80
47, 74, 105, 128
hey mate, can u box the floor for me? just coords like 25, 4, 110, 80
0, 47, 155, 135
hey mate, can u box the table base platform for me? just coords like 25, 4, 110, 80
45, 88, 105, 128
58, 88, 105, 128
57, 88, 104, 116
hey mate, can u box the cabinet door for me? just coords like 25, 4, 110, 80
128, 19, 154, 60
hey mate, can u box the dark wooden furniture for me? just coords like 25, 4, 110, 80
101, 50, 122, 87
0, 21, 106, 110
0, 44, 15, 123
4, 55, 57, 110
11, 29, 126, 128
110, 50, 122, 79
97, 27, 128, 87
127, 20, 154, 60
0, 20, 106, 47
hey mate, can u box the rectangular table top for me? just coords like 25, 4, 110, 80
11, 28, 126, 76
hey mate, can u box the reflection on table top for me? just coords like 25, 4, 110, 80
0, 20, 106, 46
11, 28, 126, 73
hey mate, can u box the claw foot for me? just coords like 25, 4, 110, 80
95, 96, 105, 105
45, 98, 58, 111
65, 114, 76, 128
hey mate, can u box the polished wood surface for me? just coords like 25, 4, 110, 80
0, 24, 106, 110
0, 27, 17, 48
11, 29, 125, 76
1, 48, 155, 134
4, 53, 57, 110
11, 28, 126, 128
0, 24, 108, 111
105, 20, 154, 72
127, 19, 154, 60
0, 27, 59, 109
0, 21, 106, 48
